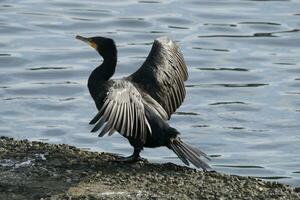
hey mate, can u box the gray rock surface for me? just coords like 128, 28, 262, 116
0, 136, 299, 199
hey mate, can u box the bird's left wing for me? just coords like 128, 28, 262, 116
89, 79, 151, 142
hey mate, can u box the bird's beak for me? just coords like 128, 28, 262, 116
76, 35, 97, 49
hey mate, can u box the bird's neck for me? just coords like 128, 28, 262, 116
88, 56, 117, 98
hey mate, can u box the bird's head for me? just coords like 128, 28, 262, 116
76, 35, 116, 59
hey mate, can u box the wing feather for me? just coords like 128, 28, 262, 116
90, 79, 151, 142
129, 37, 188, 119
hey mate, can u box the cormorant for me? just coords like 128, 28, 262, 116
76, 35, 211, 170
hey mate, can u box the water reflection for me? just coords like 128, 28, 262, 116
196, 67, 248, 71
186, 83, 268, 88
27, 67, 70, 70
209, 102, 246, 106
216, 165, 264, 169
175, 111, 199, 116
238, 22, 281, 26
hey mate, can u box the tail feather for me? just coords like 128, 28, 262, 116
170, 137, 211, 171
183, 142, 211, 161
169, 143, 189, 166
177, 141, 209, 169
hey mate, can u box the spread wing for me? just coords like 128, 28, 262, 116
128, 37, 188, 119
90, 79, 160, 142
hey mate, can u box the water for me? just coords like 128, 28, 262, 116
1, 0, 300, 186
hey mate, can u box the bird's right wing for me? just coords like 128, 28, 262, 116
90, 79, 158, 142
128, 37, 188, 119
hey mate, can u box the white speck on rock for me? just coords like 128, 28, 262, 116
100, 191, 127, 196
35, 153, 47, 160
15, 159, 33, 168
0, 159, 15, 167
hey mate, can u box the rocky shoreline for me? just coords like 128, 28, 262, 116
0, 136, 299, 199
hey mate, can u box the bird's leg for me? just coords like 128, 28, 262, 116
114, 147, 143, 163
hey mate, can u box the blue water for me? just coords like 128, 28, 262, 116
0, 0, 300, 186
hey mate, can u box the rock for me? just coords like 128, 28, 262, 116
0, 136, 299, 200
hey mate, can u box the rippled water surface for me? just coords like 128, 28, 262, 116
1, 0, 300, 186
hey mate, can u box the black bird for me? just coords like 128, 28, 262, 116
76, 35, 211, 170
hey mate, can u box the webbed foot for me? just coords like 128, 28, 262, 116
113, 155, 144, 163
112, 147, 145, 163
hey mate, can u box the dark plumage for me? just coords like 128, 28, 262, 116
76, 35, 211, 170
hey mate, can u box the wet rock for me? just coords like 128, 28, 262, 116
0, 136, 299, 200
